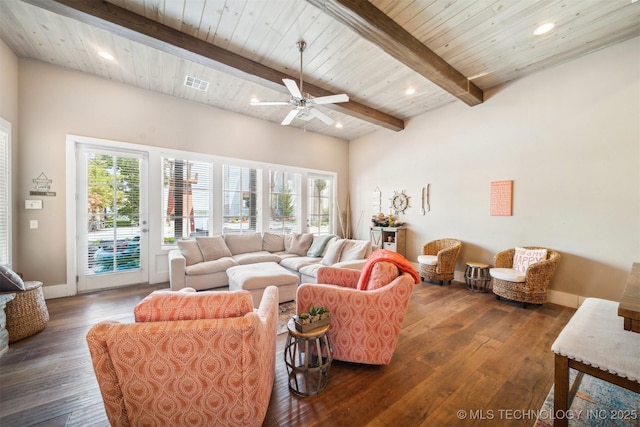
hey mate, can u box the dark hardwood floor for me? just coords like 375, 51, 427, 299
0, 280, 575, 426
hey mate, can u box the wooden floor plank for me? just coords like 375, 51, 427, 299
0, 281, 575, 426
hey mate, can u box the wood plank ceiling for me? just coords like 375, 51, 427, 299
1, 0, 639, 141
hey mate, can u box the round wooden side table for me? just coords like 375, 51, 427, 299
465, 262, 491, 292
284, 318, 333, 397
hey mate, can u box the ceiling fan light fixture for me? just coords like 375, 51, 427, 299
534, 22, 555, 36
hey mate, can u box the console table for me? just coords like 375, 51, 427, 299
370, 226, 406, 257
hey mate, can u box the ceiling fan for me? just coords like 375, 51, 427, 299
251, 41, 349, 126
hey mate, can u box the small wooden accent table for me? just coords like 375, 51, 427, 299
618, 262, 640, 333
284, 319, 333, 397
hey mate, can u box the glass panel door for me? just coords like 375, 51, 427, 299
77, 146, 148, 291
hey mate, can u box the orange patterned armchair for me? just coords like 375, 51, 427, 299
86, 286, 278, 427
296, 250, 419, 365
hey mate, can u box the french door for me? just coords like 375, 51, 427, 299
76, 145, 148, 292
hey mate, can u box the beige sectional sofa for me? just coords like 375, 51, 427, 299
168, 232, 372, 291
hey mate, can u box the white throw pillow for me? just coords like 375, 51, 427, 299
196, 236, 232, 261
512, 247, 547, 273
286, 233, 314, 256
320, 239, 346, 265
176, 239, 204, 266
339, 240, 370, 262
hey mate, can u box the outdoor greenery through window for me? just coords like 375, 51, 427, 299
308, 176, 332, 235
269, 170, 300, 234
162, 158, 210, 244
86, 153, 141, 274
223, 165, 260, 234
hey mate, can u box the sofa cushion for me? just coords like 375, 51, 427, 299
233, 251, 281, 265
177, 239, 204, 266
224, 233, 263, 255
286, 233, 314, 256
340, 240, 371, 262
366, 262, 399, 290
489, 267, 526, 283
279, 256, 321, 272
262, 232, 285, 252
134, 289, 253, 322
185, 257, 238, 276
320, 239, 346, 266
513, 247, 547, 273
196, 236, 232, 261
0, 265, 25, 291
307, 234, 336, 257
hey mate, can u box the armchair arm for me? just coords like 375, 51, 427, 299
316, 266, 360, 288
168, 250, 186, 290
436, 243, 461, 273
524, 252, 560, 292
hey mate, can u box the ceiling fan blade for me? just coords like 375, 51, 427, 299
251, 101, 290, 106
309, 108, 335, 125
283, 79, 302, 98
312, 94, 349, 105
281, 109, 299, 125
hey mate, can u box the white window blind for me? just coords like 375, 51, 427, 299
269, 170, 300, 234
162, 158, 210, 243
223, 165, 261, 234
0, 118, 10, 266
308, 176, 332, 235
86, 153, 141, 274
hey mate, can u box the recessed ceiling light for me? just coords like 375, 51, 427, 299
405, 88, 416, 95
335, 122, 343, 129
250, 98, 260, 104
97, 51, 114, 61
534, 22, 555, 36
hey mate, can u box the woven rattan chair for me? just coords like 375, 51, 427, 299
490, 247, 560, 307
417, 238, 462, 285
1, 281, 49, 342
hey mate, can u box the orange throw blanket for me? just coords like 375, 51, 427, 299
356, 249, 420, 290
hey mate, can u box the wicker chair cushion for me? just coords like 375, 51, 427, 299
513, 247, 547, 273
417, 255, 438, 265
0, 265, 25, 291
489, 268, 526, 283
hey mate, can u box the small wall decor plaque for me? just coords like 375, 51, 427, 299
490, 180, 512, 216
30, 172, 56, 196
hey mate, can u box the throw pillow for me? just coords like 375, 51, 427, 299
366, 262, 399, 290
320, 239, 346, 266
134, 289, 253, 322
224, 233, 262, 255
286, 233, 314, 256
262, 232, 285, 252
307, 234, 335, 257
512, 247, 548, 273
0, 265, 26, 291
196, 236, 232, 261
176, 239, 204, 266
339, 240, 371, 262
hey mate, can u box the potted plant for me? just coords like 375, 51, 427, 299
294, 304, 330, 332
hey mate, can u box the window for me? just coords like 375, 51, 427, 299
162, 158, 210, 243
0, 118, 11, 266
269, 170, 300, 234
308, 176, 332, 235
223, 165, 261, 234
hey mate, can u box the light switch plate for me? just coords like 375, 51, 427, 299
25, 199, 43, 209
30, 220, 38, 229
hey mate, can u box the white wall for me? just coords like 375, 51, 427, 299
349, 37, 640, 305
16, 60, 349, 290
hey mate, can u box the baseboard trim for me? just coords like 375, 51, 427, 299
42, 283, 74, 300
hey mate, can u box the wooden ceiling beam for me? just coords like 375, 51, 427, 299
307, 0, 484, 106
23, 0, 405, 132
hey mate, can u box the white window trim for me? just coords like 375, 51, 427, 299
0, 117, 12, 267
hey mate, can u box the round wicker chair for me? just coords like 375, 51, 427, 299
1, 281, 49, 342
417, 238, 462, 285
490, 247, 560, 307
